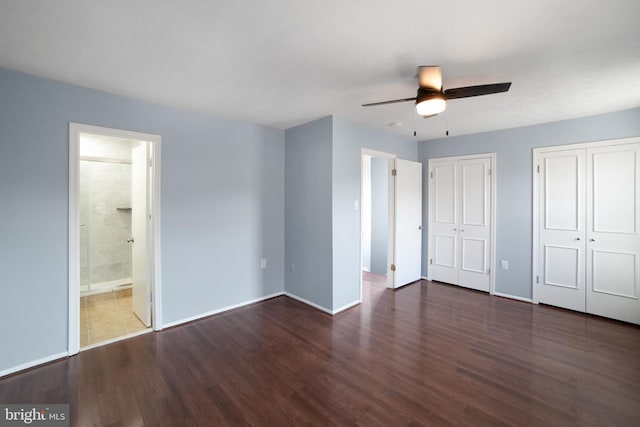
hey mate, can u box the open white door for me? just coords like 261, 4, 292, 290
131, 142, 151, 327
392, 159, 423, 288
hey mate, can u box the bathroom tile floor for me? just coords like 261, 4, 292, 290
80, 290, 148, 347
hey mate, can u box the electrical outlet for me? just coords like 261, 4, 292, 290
500, 260, 509, 270
261, 258, 267, 269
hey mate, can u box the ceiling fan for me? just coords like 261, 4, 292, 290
362, 66, 511, 117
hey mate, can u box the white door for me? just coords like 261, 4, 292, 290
428, 156, 492, 292
429, 160, 459, 284
458, 158, 491, 291
586, 143, 640, 324
131, 143, 151, 327
392, 159, 423, 288
538, 149, 587, 312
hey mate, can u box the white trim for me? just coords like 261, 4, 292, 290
332, 299, 361, 314
492, 291, 533, 303
0, 352, 68, 378
161, 292, 285, 329
421, 276, 428, 280
68, 124, 80, 356
81, 328, 153, 351
425, 153, 497, 295
68, 123, 163, 356
531, 136, 640, 306
489, 153, 497, 296
283, 292, 333, 314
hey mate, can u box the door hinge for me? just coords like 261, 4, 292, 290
429, 259, 433, 265
487, 268, 490, 274
488, 169, 492, 176
149, 158, 152, 167
536, 275, 540, 284
392, 169, 397, 176
390, 264, 396, 271
536, 165, 540, 173
430, 171, 433, 178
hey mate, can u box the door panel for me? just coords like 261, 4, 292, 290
434, 235, 456, 267
586, 143, 640, 324
461, 238, 486, 273
429, 161, 458, 284
457, 158, 491, 291
461, 162, 486, 226
392, 159, 423, 288
538, 149, 586, 312
544, 245, 580, 289
131, 143, 151, 327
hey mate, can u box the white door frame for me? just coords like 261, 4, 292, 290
68, 123, 163, 356
532, 136, 640, 304
360, 149, 396, 301
426, 153, 497, 295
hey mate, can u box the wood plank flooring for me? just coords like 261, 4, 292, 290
1, 274, 639, 426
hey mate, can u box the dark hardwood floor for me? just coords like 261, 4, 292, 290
2, 275, 639, 426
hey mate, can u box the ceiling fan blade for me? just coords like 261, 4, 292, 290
362, 97, 417, 107
444, 82, 511, 99
418, 66, 442, 90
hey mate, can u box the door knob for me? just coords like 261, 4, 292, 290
590, 238, 595, 242
460, 228, 465, 232
576, 237, 580, 241
127, 237, 134, 243
418, 225, 423, 230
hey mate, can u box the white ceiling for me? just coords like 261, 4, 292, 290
1, 0, 639, 141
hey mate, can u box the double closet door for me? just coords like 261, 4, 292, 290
428, 155, 494, 292
537, 141, 640, 324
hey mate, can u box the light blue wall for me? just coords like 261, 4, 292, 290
419, 107, 640, 299
332, 116, 418, 310
284, 117, 333, 309
370, 157, 388, 275
284, 116, 417, 311
0, 68, 285, 373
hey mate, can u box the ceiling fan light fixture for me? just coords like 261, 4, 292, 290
415, 91, 446, 116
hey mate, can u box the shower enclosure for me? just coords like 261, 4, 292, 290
79, 137, 134, 296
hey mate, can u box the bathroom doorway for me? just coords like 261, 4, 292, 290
69, 124, 162, 354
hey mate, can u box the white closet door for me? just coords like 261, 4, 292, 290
538, 149, 587, 312
586, 143, 640, 324
458, 158, 491, 292
429, 160, 459, 284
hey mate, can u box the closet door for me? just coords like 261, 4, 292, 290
458, 158, 491, 291
538, 149, 587, 312
428, 155, 493, 292
429, 160, 459, 284
586, 143, 640, 324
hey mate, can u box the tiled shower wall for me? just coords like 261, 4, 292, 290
79, 141, 133, 291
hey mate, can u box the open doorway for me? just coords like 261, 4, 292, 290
69, 123, 162, 354
361, 150, 395, 299
360, 149, 423, 301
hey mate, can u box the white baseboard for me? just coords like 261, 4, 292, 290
332, 299, 361, 314
421, 276, 429, 281
0, 352, 68, 378
283, 292, 333, 314
162, 291, 285, 329
493, 291, 533, 303
283, 292, 360, 315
